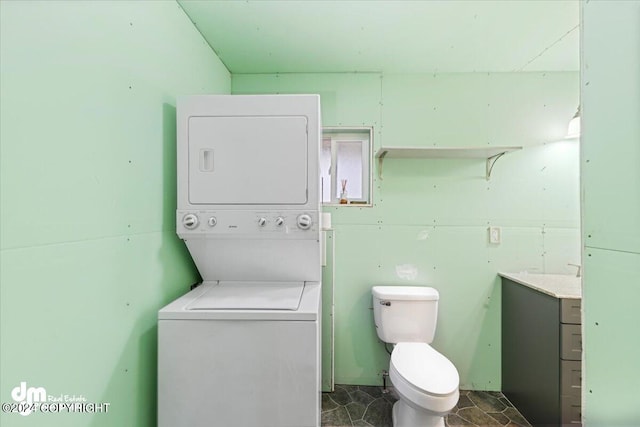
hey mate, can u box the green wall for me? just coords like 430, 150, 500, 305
0, 2, 229, 426
581, 1, 640, 424
233, 71, 580, 389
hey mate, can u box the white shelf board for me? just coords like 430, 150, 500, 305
375, 146, 522, 159
374, 146, 523, 180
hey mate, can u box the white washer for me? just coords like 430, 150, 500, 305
158, 95, 322, 427
158, 281, 320, 427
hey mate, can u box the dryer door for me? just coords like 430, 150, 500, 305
188, 115, 308, 205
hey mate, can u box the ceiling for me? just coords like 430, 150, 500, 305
178, 0, 579, 75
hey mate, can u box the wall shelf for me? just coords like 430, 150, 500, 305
374, 146, 523, 180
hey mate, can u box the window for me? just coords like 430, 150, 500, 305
321, 127, 373, 206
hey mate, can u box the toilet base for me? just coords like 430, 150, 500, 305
392, 399, 445, 427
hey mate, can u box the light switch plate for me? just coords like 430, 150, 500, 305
489, 226, 501, 244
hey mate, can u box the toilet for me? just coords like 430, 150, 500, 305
372, 286, 460, 427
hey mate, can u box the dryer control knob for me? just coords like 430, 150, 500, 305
297, 214, 312, 230
183, 214, 199, 230
275, 216, 285, 227
258, 217, 268, 227
208, 217, 217, 227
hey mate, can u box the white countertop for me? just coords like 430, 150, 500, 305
499, 272, 582, 299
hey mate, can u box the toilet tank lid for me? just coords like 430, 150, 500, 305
372, 286, 439, 301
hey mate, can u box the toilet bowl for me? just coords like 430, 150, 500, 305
371, 286, 460, 427
389, 342, 459, 427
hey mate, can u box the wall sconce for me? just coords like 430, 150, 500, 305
566, 106, 581, 139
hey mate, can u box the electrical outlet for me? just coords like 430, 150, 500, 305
489, 226, 501, 244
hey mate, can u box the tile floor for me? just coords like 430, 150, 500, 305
321, 385, 532, 427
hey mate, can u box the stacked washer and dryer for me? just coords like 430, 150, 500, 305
158, 95, 322, 427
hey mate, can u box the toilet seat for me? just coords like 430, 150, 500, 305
389, 343, 459, 415
392, 343, 458, 396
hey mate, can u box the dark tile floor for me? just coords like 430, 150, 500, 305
322, 385, 532, 427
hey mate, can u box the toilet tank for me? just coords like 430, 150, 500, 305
372, 286, 439, 344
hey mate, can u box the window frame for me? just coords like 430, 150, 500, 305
321, 127, 373, 207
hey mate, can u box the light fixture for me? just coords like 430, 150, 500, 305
566, 106, 581, 139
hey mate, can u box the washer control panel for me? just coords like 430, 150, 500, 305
177, 210, 318, 237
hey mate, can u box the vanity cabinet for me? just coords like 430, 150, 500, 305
501, 275, 582, 426
559, 299, 582, 425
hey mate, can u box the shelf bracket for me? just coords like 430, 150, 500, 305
486, 152, 506, 180
377, 150, 388, 180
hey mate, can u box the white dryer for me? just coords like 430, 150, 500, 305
158, 95, 322, 427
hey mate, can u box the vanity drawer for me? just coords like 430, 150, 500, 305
561, 324, 582, 360
561, 394, 582, 425
561, 299, 582, 324
561, 360, 582, 397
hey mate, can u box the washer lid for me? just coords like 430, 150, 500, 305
187, 281, 304, 310
391, 343, 459, 396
